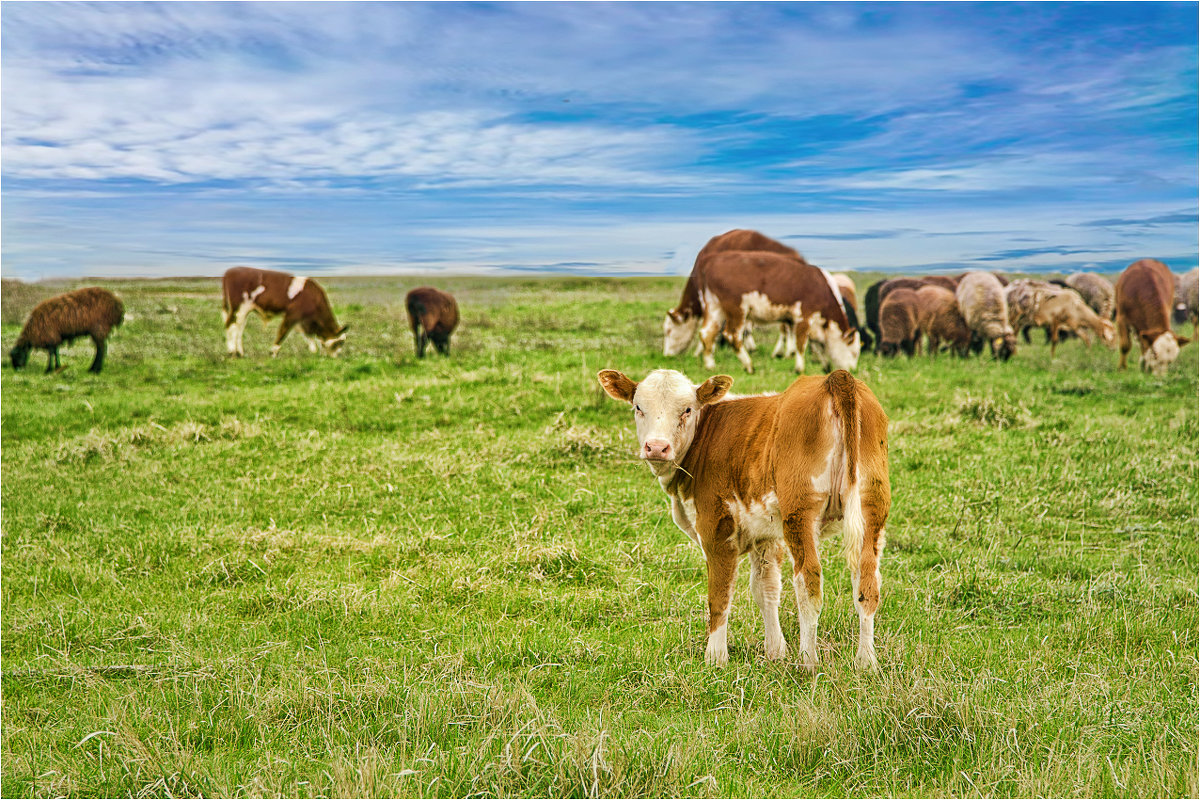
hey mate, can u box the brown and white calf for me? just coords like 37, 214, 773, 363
694, 251, 860, 374
598, 368, 890, 669
221, 267, 348, 357
1115, 258, 1191, 376
664, 229, 802, 359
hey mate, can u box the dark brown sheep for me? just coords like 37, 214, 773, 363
878, 287, 921, 357
9, 287, 124, 374
405, 287, 459, 358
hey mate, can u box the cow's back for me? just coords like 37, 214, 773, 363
695, 229, 799, 270
1116, 259, 1174, 334
703, 251, 847, 328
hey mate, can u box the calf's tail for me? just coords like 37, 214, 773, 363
825, 370, 866, 571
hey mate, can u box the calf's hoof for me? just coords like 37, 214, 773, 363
705, 646, 729, 667
765, 640, 788, 661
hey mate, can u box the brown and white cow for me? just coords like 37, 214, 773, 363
598, 367, 890, 669
663, 229, 802, 359
222, 267, 347, 357
695, 251, 860, 374
1115, 258, 1190, 376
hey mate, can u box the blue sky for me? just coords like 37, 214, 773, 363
2, 1, 1196, 280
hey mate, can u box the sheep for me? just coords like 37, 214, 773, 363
956, 272, 1017, 360
1174, 267, 1198, 337
9, 287, 124, 374
1065, 272, 1116, 320
877, 287, 921, 357
915, 285, 971, 357
1005, 279, 1064, 343
1029, 288, 1116, 356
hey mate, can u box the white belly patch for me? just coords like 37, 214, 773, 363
726, 491, 783, 551
742, 291, 794, 324
287, 276, 308, 300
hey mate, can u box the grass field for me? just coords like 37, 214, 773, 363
2, 274, 1197, 798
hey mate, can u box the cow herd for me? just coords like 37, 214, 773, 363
662, 229, 1197, 379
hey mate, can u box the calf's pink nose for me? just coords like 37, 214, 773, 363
643, 439, 672, 460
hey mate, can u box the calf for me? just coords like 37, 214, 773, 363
664, 229, 801, 359
598, 367, 890, 669
222, 267, 347, 357
1115, 259, 1191, 376
696, 251, 860, 374
405, 287, 460, 358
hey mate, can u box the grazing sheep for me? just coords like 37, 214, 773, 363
863, 279, 887, 353
405, 286, 459, 357
920, 275, 960, 292
956, 272, 1017, 360
1174, 268, 1198, 336
1065, 272, 1116, 321
915, 285, 971, 357
1031, 290, 1116, 356
1005, 280, 1064, 343
9, 287, 124, 374
878, 288, 921, 357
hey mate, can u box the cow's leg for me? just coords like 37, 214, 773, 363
435, 334, 451, 356
723, 311, 753, 374
1116, 311, 1131, 369
89, 336, 106, 373
701, 516, 738, 666
415, 327, 429, 358
743, 324, 757, 353
270, 317, 298, 358
749, 540, 787, 660
781, 502, 823, 669
699, 310, 724, 371
791, 319, 810, 374
227, 301, 255, 357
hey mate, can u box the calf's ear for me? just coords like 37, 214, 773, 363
1139, 331, 1159, 349
597, 369, 637, 403
338, 325, 349, 336
1175, 333, 1191, 346
696, 375, 733, 405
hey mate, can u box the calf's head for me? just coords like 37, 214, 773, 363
1138, 330, 1189, 377
598, 368, 731, 473
662, 310, 700, 357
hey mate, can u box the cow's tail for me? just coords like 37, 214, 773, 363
841, 296, 860, 337
825, 369, 866, 572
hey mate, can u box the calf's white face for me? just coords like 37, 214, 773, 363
598, 368, 731, 474
663, 312, 701, 356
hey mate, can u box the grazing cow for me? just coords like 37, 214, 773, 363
915, 285, 971, 357
1174, 268, 1198, 337
695, 251, 861, 374
1115, 259, 1191, 376
664, 229, 801, 359
957, 272, 1017, 360
222, 267, 347, 357
597, 367, 890, 669
405, 287, 460, 358
877, 288, 921, 357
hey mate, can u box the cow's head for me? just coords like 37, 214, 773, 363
322, 325, 349, 356
9, 343, 30, 370
598, 368, 731, 475
808, 318, 861, 372
1138, 330, 1188, 376
662, 309, 700, 357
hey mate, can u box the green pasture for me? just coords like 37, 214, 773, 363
1, 274, 1197, 797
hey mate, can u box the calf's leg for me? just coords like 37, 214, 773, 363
701, 516, 738, 666
781, 503, 823, 668
1116, 312, 1131, 369
749, 540, 787, 660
